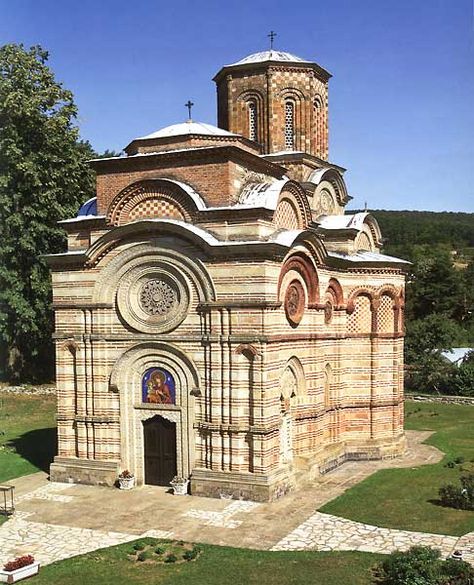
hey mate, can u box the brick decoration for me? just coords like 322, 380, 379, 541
377, 294, 395, 333
347, 295, 372, 333
128, 198, 184, 222
274, 199, 300, 230
216, 65, 329, 158
356, 232, 372, 252
107, 180, 193, 226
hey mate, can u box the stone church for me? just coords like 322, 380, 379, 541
47, 48, 408, 501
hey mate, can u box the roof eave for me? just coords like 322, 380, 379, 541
213, 60, 332, 84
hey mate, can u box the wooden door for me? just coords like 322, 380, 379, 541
143, 416, 177, 486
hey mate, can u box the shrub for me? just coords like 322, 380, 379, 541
136, 552, 147, 562
183, 549, 198, 561
376, 546, 474, 585
440, 558, 474, 584
439, 473, 474, 510
376, 545, 442, 585
165, 554, 177, 563
154, 546, 165, 555
133, 542, 146, 551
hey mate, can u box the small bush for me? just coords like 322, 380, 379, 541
165, 554, 177, 563
154, 546, 165, 555
183, 549, 198, 561
376, 545, 474, 585
439, 473, 474, 510
133, 542, 146, 551
376, 545, 441, 584
441, 558, 474, 584
136, 552, 147, 562
454, 456, 465, 465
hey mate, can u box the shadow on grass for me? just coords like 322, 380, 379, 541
427, 498, 474, 512
8, 427, 57, 473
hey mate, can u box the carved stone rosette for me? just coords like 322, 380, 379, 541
284, 280, 305, 327
116, 265, 190, 333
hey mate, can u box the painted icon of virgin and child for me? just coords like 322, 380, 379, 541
143, 369, 174, 404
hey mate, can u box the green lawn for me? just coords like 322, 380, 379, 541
0, 391, 56, 484
320, 401, 474, 535
32, 538, 382, 585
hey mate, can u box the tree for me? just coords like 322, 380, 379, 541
405, 245, 464, 322
404, 314, 464, 393
0, 44, 95, 382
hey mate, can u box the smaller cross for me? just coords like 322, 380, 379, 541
268, 30, 277, 50
185, 100, 194, 121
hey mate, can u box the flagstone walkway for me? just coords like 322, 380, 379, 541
0, 430, 472, 567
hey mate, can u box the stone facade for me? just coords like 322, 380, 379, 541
48, 49, 407, 501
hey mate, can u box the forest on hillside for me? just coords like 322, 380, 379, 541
362, 209, 474, 262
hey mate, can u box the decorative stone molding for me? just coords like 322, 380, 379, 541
107, 179, 198, 226
92, 244, 215, 309
324, 300, 333, 324
284, 279, 306, 327
278, 252, 319, 307
273, 182, 312, 230
116, 265, 190, 334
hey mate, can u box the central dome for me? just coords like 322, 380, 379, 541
227, 50, 310, 67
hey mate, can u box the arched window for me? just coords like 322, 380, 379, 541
284, 101, 295, 150
142, 368, 176, 404
248, 101, 257, 142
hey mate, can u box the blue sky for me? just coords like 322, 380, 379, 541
1, 0, 473, 212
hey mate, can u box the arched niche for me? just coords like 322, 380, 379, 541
108, 341, 201, 485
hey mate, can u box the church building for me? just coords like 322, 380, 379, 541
47, 48, 408, 501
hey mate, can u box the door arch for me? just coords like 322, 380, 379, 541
108, 341, 201, 484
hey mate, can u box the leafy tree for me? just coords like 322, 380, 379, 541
405, 245, 464, 322
404, 314, 465, 393
451, 359, 474, 396
0, 44, 95, 382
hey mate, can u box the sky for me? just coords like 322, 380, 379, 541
1, 0, 473, 212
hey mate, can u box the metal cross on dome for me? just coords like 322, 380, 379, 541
268, 30, 277, 50
185, 100, 194, 121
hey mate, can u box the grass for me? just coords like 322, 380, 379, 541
0, 392, 56, 484
30, 538, 382, 585
320, 401, 474, 536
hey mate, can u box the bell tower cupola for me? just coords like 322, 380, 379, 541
213, 49, 331, 160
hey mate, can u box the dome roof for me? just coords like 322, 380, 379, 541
227, 50, 310, 67
77, 197, 97, 217
136, 120, 238, 141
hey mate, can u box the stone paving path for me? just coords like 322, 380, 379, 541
184, 499, 260, 529
1, 430, 472, 567
0, 511, 138, 567
271, 511, 465, 559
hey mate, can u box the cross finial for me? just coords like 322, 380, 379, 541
268, 30, 277, 50
185, 100, 194, 121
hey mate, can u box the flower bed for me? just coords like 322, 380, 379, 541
0, 555, 40, 583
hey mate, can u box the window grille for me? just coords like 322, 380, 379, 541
284, 101, 295, 150
248, 101, 257, 141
